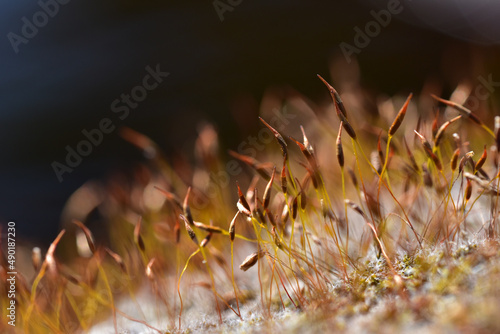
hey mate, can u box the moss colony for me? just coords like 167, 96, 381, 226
2, 74, 500, 334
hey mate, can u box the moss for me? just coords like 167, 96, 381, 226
7, 77, 500, 333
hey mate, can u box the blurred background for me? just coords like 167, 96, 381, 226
1, 0, 500, 247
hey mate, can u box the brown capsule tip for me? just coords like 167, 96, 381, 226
432, 153, 443, 171
337, 121, 344, 139
236, 182, 251, 212
266, 208, 277, 227
337, 122, 345, 167
348, 168, 358, 188
458, 156, 466, 174
239, 250, 265, 271
271, 226, 283, 249
229, 225, 235, 241
253, 187, 259, 211
311, 171, 319, 189
413, 130, 425, 141
475, 145, 487, 172
180, 214, 198, 245
281, 159, 287, 194
183, 186, 191, 208
434, 115, 462, 147
290, 136, 318, 172
73, 220, 96, 254
299, 162, 319, 189
289, 136, 306, 152
345, 199, 367, 220
256, 206, 266, 225
300, 191, 307, 210
237, 200, 252, 217
300, 125, 314, 153
317, 74, 333, 91
281, 203, 290, 225
263, 167, 276, 209
45, 230, 65, 274
317, 74, 347, 118
465, 151, 476, 172
154, 186, 182, 209
388, 93, 412, 136
193, 221, 223, 234
431, 115, 439, 139
451, 148, 460, 171
105, 248, 127, 273
430, 94, 445, 103
415, 130, 440, 169
259, 117, 288, 158
371, 151, 382, 174
236, 181, 244, 198
292, 196, 298, 220
229, 212, 239, 241
183, 187, 194, 225
200, 232, 213, 247
228, 150, 259, 167
342, 119, 357, 139
255, 164, 272, 180
431, 94, 482, 125
317, 74, 339, 101
465, 179, 473, 200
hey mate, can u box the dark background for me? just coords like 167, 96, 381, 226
1, 0, 500, 246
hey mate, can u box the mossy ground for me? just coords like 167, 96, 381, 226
87, 239, 500, 333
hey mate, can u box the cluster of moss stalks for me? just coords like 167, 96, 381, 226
2, 74, 500, 333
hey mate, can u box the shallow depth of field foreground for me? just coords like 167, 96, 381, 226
3, 70, 500, 333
